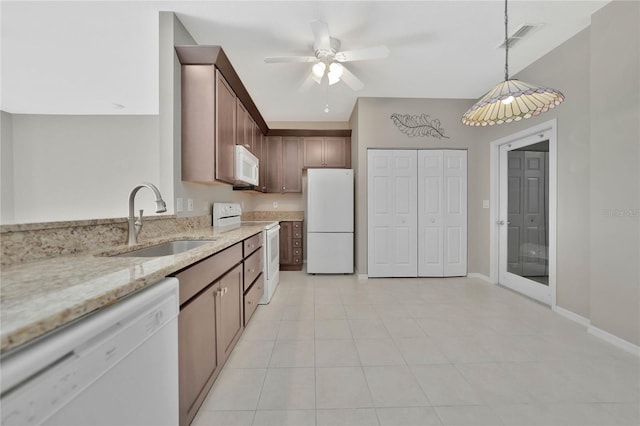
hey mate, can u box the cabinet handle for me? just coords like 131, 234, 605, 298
247, 300, 252, 305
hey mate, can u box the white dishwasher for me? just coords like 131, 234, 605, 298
0, 277, 179, 426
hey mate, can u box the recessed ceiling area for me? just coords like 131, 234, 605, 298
1, 1, 609, 121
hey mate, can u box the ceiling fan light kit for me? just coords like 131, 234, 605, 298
462, 0, 564, 126
264, 20, 389, 91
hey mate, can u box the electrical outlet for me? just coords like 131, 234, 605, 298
187, 198, 194, 212
483, 200, 490, 209
273, 201, 278, 209
176, 198, 183, 213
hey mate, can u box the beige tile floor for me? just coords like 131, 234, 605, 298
192, 271, 640, 426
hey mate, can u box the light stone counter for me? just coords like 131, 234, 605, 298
0, 224, 264, 354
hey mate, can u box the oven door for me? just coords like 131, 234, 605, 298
266, 225, 280, 281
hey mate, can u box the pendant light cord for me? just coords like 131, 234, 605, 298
504, 0, 509, 81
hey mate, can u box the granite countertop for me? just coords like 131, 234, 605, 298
0, 224, 265, 354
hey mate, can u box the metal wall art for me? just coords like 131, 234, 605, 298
390, 113, 450, 139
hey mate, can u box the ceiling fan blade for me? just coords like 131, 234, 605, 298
339, 65, 364, 91
310, 20, 331, 51
264, 56, 318, 63
334, 45, 390, 62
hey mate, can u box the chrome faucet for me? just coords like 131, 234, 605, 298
128, 182, 167, 246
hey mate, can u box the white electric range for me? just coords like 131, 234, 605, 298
212, 203, 280, 304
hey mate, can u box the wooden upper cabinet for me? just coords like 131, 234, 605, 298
303, 137, 351, 168
302, 137, 324, 168
265, 136, 282, 193
253, 131, 265, 192
282, 137, 303, 193
180, 66, 236, 185
236, 99, 252, 153
215, 71, 237, 184
265, 136, 302, 193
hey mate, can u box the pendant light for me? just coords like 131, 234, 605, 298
462, 0, 564, 126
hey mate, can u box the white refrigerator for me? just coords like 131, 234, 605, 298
306, 169, 354, 274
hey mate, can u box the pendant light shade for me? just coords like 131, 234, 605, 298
462, 0, 565, 126
462, 79, 564, 126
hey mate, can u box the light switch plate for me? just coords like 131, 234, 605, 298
187, 198, 194, 211
483, 200, 490, 209
176, 198, 183, 213
273, 201, 278, 209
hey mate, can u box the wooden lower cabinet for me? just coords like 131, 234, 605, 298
216, 264, 243, 364
178, 282, 217, 426
176, 246, 243, 426
280, 221, 303, 271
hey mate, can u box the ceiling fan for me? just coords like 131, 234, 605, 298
264, 20, 390, 91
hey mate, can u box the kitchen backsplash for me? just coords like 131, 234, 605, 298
0, 215, 210, 266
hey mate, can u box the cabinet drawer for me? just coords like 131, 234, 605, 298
176, 243, 242, 305
244, 247, 263, 291
292, 239, 302, 248
293, 230, 302, 239
244, 274, 264, 325
293, 248, 302, 257
293, 257, 302, 265
293, 222, 302, 230
243, 232, 263, 257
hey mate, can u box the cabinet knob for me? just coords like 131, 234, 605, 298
247, 300, 252, 305
282, 186, 286, 190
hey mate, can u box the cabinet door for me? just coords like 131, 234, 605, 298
181, 65, 216, 182
215, 70, 237, 184
279, 222, 293, 266
179, 284, 218, 424
324, 137, 349, 168
266, 136, 282, 193
216, 264, 243, 364
303, 137, 325, 168
257, 133, 267, 192
282, 137, 302, 193
236, 99, 250, 152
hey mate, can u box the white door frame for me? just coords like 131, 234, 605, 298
489, 119, 557, 307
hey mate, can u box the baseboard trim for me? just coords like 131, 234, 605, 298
587, 325, 640, 357
467, 273, 493, 283
552, 305, 591, 327
357, 274, 368, 280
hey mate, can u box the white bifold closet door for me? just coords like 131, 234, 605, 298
417, 150, 467, 277
368, 149, 467, 278
367, 150, 418, 277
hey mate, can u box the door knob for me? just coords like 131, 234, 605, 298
497, 220, 511, 225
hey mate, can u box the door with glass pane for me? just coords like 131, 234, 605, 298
498, 137, 551, 304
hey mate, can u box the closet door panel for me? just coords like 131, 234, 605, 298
418, 150, 444, 276
368, 150, 417, 277
443, 150, 467, 276
368, 151, 394, 277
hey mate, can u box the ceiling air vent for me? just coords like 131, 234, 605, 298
498, 23, 544, 49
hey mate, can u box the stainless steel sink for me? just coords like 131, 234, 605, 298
113, 240, 215, 257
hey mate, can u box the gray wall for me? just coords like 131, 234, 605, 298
589, 0, 639, 345
350, 0, 639, 346
350, 97, 488, 276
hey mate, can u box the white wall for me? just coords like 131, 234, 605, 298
1, 111, 15, 223
6, 114, 161, 223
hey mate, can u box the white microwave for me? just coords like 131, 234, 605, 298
235, 145, 259, 186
